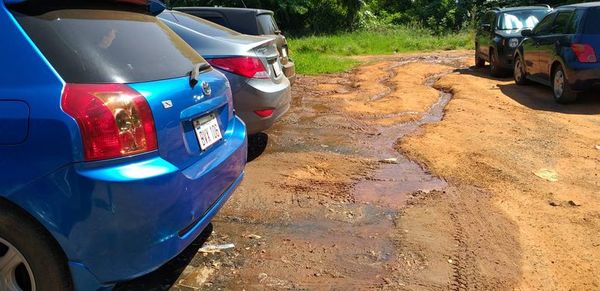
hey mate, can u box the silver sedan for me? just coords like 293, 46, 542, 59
159, 10, 291, 135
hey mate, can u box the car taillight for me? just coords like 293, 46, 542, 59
61, 83, 157, 161
254, 109, 274, 118
571, 43, 598, 63
207, 57, 269, 79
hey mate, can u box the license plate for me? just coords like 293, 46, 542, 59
273, 62, 283, 77
193, 113, 222, 151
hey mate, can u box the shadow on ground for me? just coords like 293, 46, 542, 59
247, 132, 269, 162
114, 224, 213, 290
457, 67, 600, 115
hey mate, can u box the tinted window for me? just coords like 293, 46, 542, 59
163, 11, 238, 37
10, 4, 204, 84
584, 7, 600, 34
552, 11, 575, 34
533, 12, 557, 35
204, 16, 228, 27
257, 14, 278, 34
498, 10, 548, 30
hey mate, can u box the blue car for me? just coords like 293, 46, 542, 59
0, 0, 246, 290
514, 3, 600, 103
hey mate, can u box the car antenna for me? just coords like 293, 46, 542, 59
240, 0, 247, 8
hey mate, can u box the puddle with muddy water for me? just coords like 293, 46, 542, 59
354, 72, 453, 207
273, 58, 459, 208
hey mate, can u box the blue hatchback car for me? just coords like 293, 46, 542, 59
514, 3, 600, 103
0, 0, 246, 290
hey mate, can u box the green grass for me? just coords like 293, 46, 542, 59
292, 52, 360, 75
288, 27, 472, 75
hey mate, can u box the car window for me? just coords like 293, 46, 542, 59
203, 16, 228, 27
533, 12, 557, 35
9, 3, 205, 84
552, 11, 575, 34
165, 11, 239, 37
257, 14, 278, 35
498, 10, 548, 30
584, 7, 600, 34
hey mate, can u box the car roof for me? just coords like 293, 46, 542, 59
174, 6, 274, 15
4, 0, 167, 15
558, 2, 600, 9
492, 6, 552, 13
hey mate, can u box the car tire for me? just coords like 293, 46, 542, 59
552, 65, 578, 104
513, 55, 529, 85
0, 202, 73, 291
475, 46, 485, 68
490, 49, 503, 77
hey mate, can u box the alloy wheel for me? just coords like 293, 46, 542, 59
0, 238, 35, 291
554, 70, 565, 98
514, 58, 524, 81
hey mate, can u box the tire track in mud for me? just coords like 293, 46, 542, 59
449, 203, 477, 291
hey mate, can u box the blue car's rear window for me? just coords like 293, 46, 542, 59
584, 8, 600, 34
9, 3, 206, 84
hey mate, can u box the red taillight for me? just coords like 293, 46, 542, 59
254, 109, 274, 118
207, 57, 269, 79
61, 83, 158, 161
571, 43, 598, 63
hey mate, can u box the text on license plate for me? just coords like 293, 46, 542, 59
193, 113, 223, 151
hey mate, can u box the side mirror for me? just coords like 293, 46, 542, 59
274, 30, 282, 35
521, 29, 533, 37
481, 24, 491, 31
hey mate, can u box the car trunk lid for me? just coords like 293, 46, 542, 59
129, 70, 234, 170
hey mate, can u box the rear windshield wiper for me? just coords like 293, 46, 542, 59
190, 62, 212, 87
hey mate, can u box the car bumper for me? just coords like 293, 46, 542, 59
12, 116, 247, 289
223, 71, 292, 135
567, 65, 600, 91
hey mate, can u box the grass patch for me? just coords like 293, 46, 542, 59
288, 27, 472, 75
292, 52, 360, 75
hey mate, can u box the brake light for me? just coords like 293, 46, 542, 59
207, 57, 269, 79
61, 83, 157, 161
254, 109, 274, 118
571, 43, 597, 63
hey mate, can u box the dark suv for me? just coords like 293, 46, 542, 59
514, 3, 600, 103
175, 7, 296, 84
475, 6, 552, 76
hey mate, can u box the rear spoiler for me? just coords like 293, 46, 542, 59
3, 0, 166, 15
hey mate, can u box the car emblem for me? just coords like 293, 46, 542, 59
201, 81, 211, 96
161, 100, 173, 109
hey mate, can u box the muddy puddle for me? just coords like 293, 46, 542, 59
274, 57, 461, 208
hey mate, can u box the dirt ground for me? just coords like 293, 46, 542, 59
120, 50, 600, 290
